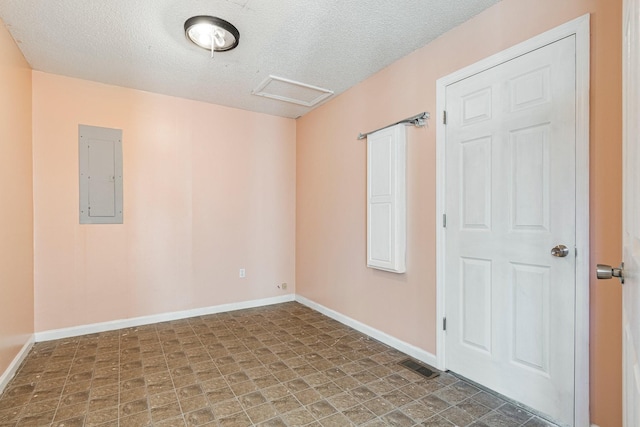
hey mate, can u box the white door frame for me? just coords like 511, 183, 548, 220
435, 14, 590, 426
622, 1, 640, 426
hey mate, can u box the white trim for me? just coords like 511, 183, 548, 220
435, 76, 447, 373
573, 14, 591, 427
295, 295, 438, 368
0, 335, 34, 394
35, 295, 295, 342
435, 14, 590, 427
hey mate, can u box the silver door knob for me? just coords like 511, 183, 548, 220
551, 245, 569, 257
596, 263, 624, 284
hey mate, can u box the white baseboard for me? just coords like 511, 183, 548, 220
295, 295, 438, 368
35, 294, 295, 342
0, 335, 34, 394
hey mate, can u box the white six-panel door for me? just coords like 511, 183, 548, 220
622, 0, 640, 425
444, 36, 577, 426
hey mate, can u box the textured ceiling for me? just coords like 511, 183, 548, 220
0, 0, 501, 118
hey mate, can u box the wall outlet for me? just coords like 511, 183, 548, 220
280, 283, 288, 290
239, 268, 246, 278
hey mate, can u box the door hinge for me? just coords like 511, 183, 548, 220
443, 110, 447, 125
443, 214, 447, 228
443, 317, 447, 331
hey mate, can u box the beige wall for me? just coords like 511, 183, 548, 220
296, 0, 622, 425
0, 23, 34, 375
32, 72, 296, 332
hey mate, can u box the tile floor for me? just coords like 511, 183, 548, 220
0, 302, 559, 427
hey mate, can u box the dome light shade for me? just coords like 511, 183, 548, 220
184, 16, 240, 52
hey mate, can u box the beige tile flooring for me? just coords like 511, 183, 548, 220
0, 302, 559, 427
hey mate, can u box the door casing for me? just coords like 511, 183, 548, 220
435, 14, 590, 427
622, 1, 640, 425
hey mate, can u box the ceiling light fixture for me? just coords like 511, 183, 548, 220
184, 16, 240, 57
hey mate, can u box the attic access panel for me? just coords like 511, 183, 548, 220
252, 75, 334, 107
79, 125, 123, 224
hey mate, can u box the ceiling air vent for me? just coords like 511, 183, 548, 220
252, 75, 333, 107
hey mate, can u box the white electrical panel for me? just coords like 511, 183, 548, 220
79, 124, 123, 224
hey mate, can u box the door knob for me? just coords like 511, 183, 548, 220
551, 245, 569, 257
596, 262, 624, 284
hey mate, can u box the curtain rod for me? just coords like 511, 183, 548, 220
357, 111, 430, 140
